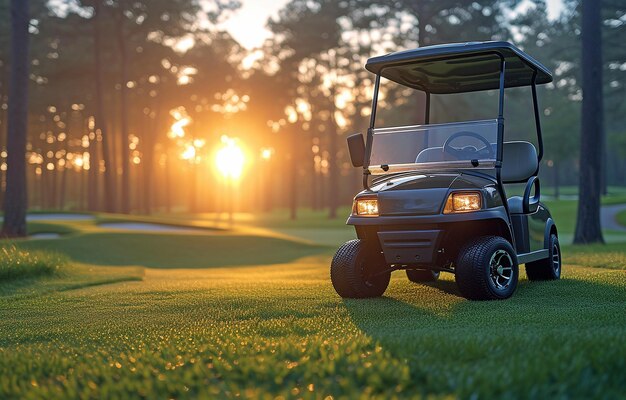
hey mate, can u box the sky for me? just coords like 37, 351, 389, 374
219, 0, 291, 50
222, 0, 566, 50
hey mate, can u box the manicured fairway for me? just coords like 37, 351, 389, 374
1, 255, 625, 398
0, 212, 625, 398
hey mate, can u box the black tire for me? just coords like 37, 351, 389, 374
406, 269, 440, 283
526, 233, 561, 281
455, 236, 519, 300
330, 239, 390, 298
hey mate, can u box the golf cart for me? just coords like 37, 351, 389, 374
331, 41, 561, 300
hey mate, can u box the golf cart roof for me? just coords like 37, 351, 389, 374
365, 41, 553, 94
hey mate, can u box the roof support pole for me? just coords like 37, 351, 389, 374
363, 74, 381, 189
496, 59, 506, 165
368, 74, 381, 130
531, 72, 544, 163
423, 92, 431, 148
495, 57, 517, 250
425, 92, 430, 124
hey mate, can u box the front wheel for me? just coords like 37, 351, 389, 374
455, 236, 519, 300
330, 239, 390, 298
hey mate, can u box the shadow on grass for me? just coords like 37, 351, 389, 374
341, 273, 626, 397
8, 232, 331, 269
0, 265, 144, 298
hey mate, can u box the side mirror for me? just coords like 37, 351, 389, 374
347, 133, 365, 168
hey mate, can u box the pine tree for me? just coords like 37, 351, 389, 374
2, 0, 29, 237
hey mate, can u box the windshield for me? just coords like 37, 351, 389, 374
368, 119, 498, 175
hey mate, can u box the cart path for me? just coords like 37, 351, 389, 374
601, 204, 626, 232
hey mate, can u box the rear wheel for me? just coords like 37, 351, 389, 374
526, 233, 561, 280
455, 236, 519, 300
406, 269, 440, 283
330, 239, 390, 298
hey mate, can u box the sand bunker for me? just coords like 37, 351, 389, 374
98, 222, 212, 234
28, 233, 62, 240
26, 214, 95, 221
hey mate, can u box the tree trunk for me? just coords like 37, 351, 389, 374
189, 164, 197, 213
289, 127, 297, 220
59, 118, 70, 210
116, 12, 131, 214
327, 117, 339, 219
327, 52, 339, 219
2, 0, 29, 237
553, 162, 560, 200
141, 100, 161, 215
93, 0, 116, 213
88, 115, 99, 210
311, 154, 318, 210
0, 59, 8, 207
574, 0, 604, 244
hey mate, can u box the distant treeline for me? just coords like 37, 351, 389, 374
0, 0, 624, 219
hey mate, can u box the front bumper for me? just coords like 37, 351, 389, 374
348, 208, 508, 266
377, 229, 442, 265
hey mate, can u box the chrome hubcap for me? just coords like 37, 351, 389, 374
489, 249, 513, 290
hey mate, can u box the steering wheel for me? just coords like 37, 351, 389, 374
443, 131, 495, 160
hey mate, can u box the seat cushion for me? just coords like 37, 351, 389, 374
502, 141, 538, 182
508, 196, 524, 214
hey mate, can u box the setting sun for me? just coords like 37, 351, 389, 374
215, 136, 246, 180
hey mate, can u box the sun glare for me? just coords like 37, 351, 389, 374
215, 136, 245, 180
169, 107, 191, 138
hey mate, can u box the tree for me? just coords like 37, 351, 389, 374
603, 1, 626, 188
268, 0, 362, 219
512, 1, 580, 198
574, 0, 604, 244
2, 0, 29, 237
113, 4, 132, 213
90, 0, 116, 212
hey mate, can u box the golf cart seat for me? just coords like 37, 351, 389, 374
502, 141, 538, 214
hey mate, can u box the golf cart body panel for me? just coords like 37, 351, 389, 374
331, 41, 561, 300
346, 171, 553, 268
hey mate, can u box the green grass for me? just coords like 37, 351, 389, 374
0, 264, 143, 298
562, 242, 626, 269
27, 221, 80, 236
543, 199, 578, 234
543, 185, 626, 198
0, 257, 624, 398
0, 246, 66, 282
13, 232, 329, 269
95, 213, 226, 232
601, 194, 626, 206
163, 207, 354, 230
25, 210, 94, 216
244, 207, 354, 229
618, 209, 626, 227
544, 197, 626, 239
0, 213, 625, 398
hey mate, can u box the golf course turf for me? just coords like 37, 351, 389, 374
1, 208, 625, 398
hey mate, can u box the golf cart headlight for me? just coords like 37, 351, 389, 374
355, 199, 379, 216
444, 192, 482, 214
